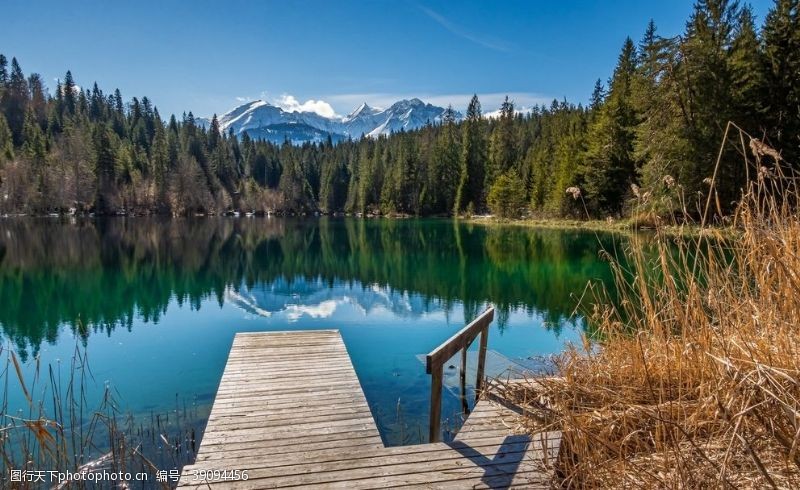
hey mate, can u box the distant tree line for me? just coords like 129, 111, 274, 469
0, 0, 798, 219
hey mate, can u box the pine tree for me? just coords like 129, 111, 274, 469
430, 106, 460, 214
94, 126, 117, 213
319, 158, 348, 213
634, 23, 692, 211
208, 114, 221, 151
0, 113, 14, 162
62, 70, 76, 117
4, 58, 29, 146
89, 82, 104, 120
355, 140, 379, 213
630, 19, 661, 121
0, 54, 7, 87
589, 79, 606, 112
583, 38, 639, 215
488, 96, 516, 185
631, 20, 660, 127
21, 109, 46, 162
151, 123, 169, 192
27, 74, 48, 130
680, 0, 743, 203
399, 134, 422, 213
0, 55, 7, 125
727, 5, 766, 192
762, 0, 800, 164
455, 95, 487, 214
278, 154, 315, 212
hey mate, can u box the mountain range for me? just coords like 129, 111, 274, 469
199, 98, 461, 144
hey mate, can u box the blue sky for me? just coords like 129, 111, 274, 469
2, 0, 774, 118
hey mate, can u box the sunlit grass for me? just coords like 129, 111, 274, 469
497, 125, 800, 488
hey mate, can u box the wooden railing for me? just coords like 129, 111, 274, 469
425, 307, 494, 442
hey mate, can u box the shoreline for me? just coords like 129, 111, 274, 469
461, 215, 722, 238
0, 211, 731, 238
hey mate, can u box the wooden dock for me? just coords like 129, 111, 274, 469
178, 329, 560, 489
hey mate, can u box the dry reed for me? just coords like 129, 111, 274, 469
497, 124, 800, 488
1, 340, 200, 488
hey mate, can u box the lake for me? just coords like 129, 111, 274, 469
0, 217, 621, 451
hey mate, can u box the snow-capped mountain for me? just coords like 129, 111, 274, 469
199, 98, 461, 145
362, 98, 451, 138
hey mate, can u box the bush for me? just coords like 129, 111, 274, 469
487, 173, 527, 219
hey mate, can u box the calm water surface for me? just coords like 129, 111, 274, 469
0, 217, 622, 446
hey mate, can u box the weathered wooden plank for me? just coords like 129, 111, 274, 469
207, 403, 371, 421
203, 414, 378, 433
196, 432, 383, 452
224, 349, 351, 359
195, 439, 385, 462
212, 379, 363, 395
231, 340, 342, 349
213, 378, 361, 393
216, 369, 359, 382
219, 365, 354, 377
208, 396, 371, 413
208, 386, 362, 403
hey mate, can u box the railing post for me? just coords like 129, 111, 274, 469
429, 361, 443, 443
460, 346, 469, 415
475, 325, 489, 402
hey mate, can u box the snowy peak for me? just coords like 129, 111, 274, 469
345, 102, 381, 121
364, 98, 457, 137
395, 98, 424, 108
218, 100, 274, 129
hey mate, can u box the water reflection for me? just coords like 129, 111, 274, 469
0, 218, 620, 359
0, 217, 622, 361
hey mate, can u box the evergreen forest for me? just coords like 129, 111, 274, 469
0, 0, 798, 219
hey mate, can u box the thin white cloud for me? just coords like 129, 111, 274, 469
274, 94, 339, 118
419, 6, 512, 52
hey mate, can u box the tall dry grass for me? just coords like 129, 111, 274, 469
1, 340, 201, 489
497, 124, 800, 488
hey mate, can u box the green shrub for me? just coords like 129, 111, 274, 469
487, 173, 527, 218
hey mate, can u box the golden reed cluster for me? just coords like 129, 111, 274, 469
500, 126, 800, 488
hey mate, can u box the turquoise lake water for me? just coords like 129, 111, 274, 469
0, 217, 621, 449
